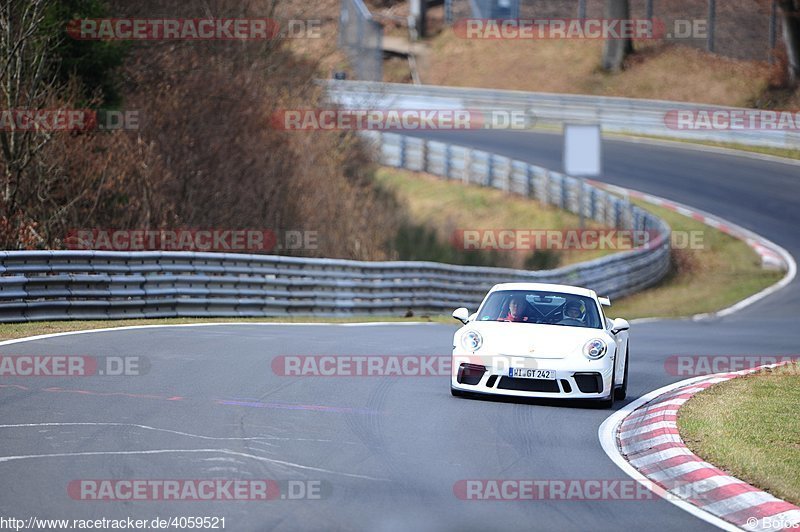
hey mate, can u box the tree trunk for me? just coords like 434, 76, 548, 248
602, 0, 633, 72
777, 0, 800, 85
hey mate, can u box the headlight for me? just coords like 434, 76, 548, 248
583, 339, 607, 360
461, 330, 483, 351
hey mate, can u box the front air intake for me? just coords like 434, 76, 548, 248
573, 372, 603, 393
497, 377, 559, 393
457, 363, 486, 385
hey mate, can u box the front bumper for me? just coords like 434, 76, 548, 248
451, 354, 614, 399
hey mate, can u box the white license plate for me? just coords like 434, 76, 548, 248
508, 368, 556, 380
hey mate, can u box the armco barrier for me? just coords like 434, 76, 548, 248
325, 81, 800, 149
0, 135, 671, 323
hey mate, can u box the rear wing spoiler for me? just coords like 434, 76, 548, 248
598, 297, 611, 307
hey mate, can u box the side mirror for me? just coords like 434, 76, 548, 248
598, 297, 611, 307
611, 318, 630, 335
452, 307, 470, 325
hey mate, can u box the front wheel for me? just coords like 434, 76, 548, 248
451, 386, 466, 397
598, 393, 614, 409
599, 362, 616, 408
614, 347, 629, 401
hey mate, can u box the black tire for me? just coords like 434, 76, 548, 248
614, 347, 629, 401
599, 356, 617, 408
451, 386, 466, 397
598, 393, 614, 409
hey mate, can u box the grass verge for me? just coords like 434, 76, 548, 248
376, 167, 611, 269
0, 316, 453, 343
678, 363, 800, 505
609, 200, 782, 319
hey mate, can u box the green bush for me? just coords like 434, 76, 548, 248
44, 0, 128, 106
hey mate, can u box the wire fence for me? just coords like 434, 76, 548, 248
469, 0, 520, 18
459, 0, 783, 63
338, 0, 383, 81
338, 0, 785, 80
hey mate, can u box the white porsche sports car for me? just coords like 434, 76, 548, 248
450, 282, 630, 407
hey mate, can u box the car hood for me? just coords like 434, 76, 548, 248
459, 321, 608, 359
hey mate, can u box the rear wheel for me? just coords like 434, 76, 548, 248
614, 347, 629, 401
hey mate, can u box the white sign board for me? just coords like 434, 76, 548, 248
563, 124, 601, 177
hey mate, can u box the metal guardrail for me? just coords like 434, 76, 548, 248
0, 133, 671, 323
325, 81, 800, 149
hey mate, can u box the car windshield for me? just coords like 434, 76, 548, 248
477, 290, 602, 329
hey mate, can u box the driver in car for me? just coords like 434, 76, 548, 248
560, 300, 586, 324
500, 295, 529, 322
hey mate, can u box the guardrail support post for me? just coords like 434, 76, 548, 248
707, 0, 716, 53
546, 171, 554, 205
579, 180, 586, 228
444, 143, 452, 179
628, 203, 635, 230
400, 135, 407, 168
526, 164, 534, 198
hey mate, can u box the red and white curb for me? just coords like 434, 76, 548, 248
600, 363, 800, 531
586, 180, 797, 320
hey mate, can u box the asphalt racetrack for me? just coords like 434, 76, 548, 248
1, 133, 798, 531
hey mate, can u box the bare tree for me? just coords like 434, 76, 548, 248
0, 0, 60, 222
602, 0, 634, 72
777, 0, 800, 85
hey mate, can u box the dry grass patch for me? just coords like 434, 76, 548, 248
422, 33, 774, 107
610, 200, 782, 319
375, 167, 612, 268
